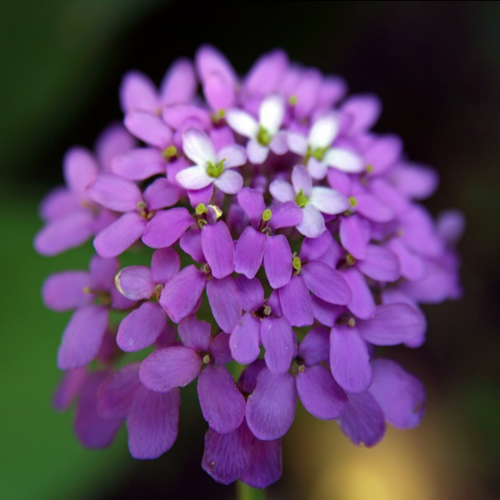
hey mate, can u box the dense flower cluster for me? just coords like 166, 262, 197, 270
36, 46, 463, 488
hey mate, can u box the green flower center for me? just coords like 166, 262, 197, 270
257, 126, 272, 146
308, 145, 329, 161
262, 209, 272, 222
206, 160, 225, 178
295, 188, 309, 208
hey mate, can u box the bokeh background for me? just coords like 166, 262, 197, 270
1, 1, 499, 499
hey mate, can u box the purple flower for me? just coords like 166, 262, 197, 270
37, 45, 462, 488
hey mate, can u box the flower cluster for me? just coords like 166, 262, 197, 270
36, 46, 463, 488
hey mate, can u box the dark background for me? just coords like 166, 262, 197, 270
1, 1, 499, 499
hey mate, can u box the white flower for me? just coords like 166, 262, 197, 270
226, 94, 288, 164
287, 113, 363, 179
269, 165, 349, 238
176, 128, 246, 195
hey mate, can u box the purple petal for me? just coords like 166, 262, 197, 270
279, 275, 314, 327
63, 147, 99, 200
390, 162, 439, 200
198, 365, 246, 434
87, 173, 142, 213
178, 314, 211, 352
299, 231, 334, 262
237, 187, 265, 224
89, 255, 119, 291
42, 271, 91, 311
115, 266, 154, 300
204, 72, 235, 110
201, 221, 234, 279
34, 211, 94, 256
207, 277, 242, 333
142, 207, 193, 249
340, 392, 386, 447
160, 265, 206, 323
341, 94, 381, 134
117, 302, 167, 352
234, 226, 266, 279
357, 303, 425, 346
160, 58, 197, 105
202, 421, 254, 485
39, 187, 78, 222
179, 229, 204, 262
163, 104, 212, 131
400, 206, 444, 258
57, 306, 108, 370
209, 333, 233, 364
339, 215, 369, 260
240, 438, 282, 489
98, 363, 141, 420
355, 193, 394, 222
53, 368, 87, 411
120, 71, 158, 113
312, 297, 345, 327
301, 261, 352, 305
235, 276, 264, 313
151, 248, 181, 284
247, 140, 269, 164
124, 111, 172, 149
217, 144, 247, 168
112, 148, 166, 181
244, 49, 288, 96
297, 364, 347, 420
140, 346, 201, 392
364, 135, 402, 174
340, 268, 376, 320
95, 123, 136, 172
128, 386, 180, 459
94, 212, 147, 258
260, 317, 295, 374
356, 244, 400, 282
293, 69, 322, 119
196, 45, 238, 87
143, 178, 179, 210
386, 238, 427, 281
238, 360, 266, 395
230, 313, 261, 365
269, 180, 295, 203
263, 235, 292, 289
330, 325, 372, 393
75, 371, 122, 448
246, 368, 297, 440
298, 325, 330, 366
267, 201, 303, 230
369, 178, 411, 216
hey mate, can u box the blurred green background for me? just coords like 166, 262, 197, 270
1, 1, 499, 499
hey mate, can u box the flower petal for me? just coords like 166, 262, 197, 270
63, 147, 99, 200
296, 205, 325, 238
235, 226, 267, 279
330, 325, 372, 393
151, 248, 181, 284
237, 187, 266, 224
115, 266, 154, 300
339, 215, 369, 260
260, 317, 295, 374
42, 271, 91, 311
230, 313, 262, 365
117, 302, 167, 352
297, 364, 347, 420
279, 275, 314, 327
301, 261, 352, 305
247, 139, 269, 164
309, 113, 340, 149
357, 244, 400, 282
269, 180, 295, 203
263, 234, 292, 289
120, 70, 159, 113
268, 201, 303, 230
240, 438, 282, 489
201, 221, 234, 279
160, 58, 197, 105
310, 186, 349, 215
226, 109, 259, 139
198, 364, 246, 434
176, 165, 213, 190
355, 193, 395, 222
139, 346, 201, 392
298, 325, 330, 366
143, 178, 179, 210
246, 368, 297, 440
214, 169, 243, 195
206, 277, 242, 333
125, 111, 172, 149
340, 267, 376, 320
291, 165, 312, 197
112, 148, 165, 181
341, 94, 381, 134
178, 314, 211, 352
182, 128, 216, 165
142, 207, 193, 249
324, 148, 364, 173
57, 306, 108, 370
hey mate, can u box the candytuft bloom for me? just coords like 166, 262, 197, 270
37, 45, 463, 489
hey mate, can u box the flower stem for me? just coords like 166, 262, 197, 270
236, 481, 266, 500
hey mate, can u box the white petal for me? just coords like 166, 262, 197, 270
182, 128, 216, 165
217, 144, 247, 168
269, 180, 295, 203
176, 165, 213, 190
226, 109, 259, 139
291, 165, 312, 197
287, 132, 308, 156
247, 140, 269, 164
309, 113, 340, 149
324, 147, 364, 173
296, 205, 326, 238
307, 157, 328, 180
269, 131, 288, 155
310, 186, 349, 215
259, 94, 285, 135
214, 170, 243, 194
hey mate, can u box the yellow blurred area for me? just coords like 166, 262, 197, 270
287, 398, 477, 500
